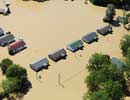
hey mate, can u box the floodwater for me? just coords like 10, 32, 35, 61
0, 0, 128, 100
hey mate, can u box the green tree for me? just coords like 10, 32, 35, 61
6, 64, 27, 79
120, 34, 130, 56
107, 4, 115, 11
84, 53, 126, 100
87, 53, 111, 71
85, 71, 107, 91
0, 58, 13, 74
89, 0, 107, 6
85, 80, 124, 100
124, 70, 130, 81
121, 54, 130, 72
89, 0, 130, 7
0, 58, 31, 100
88, 90, 112, 100
103, 4, 116, 23
122, 16, 128, 28
103, 80, 124, 100
126, 48, 130, 60
100, 64, 122, 81
86, 63, 122, 91
2, 78, 21, 93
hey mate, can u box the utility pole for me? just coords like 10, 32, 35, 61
58, 73, 64, 88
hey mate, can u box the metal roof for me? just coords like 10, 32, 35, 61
0, 33, 15, 45
82, 32, 98, 43
30, 58, 49, 72
97, 25, 112, 35
48, 48, 66, 62
66, 39, 83, 51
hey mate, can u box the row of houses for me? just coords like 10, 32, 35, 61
30, 25, 113, 72
0, 28, 26, 55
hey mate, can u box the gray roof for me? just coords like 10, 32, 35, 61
97, 25, 112, 36
48, 48, 67, 62
66, 40, 83, 52
82, 32, 98, 44
0, 28, 4, 36
0, 33, 15, 46
30, 58, 49, 72
111, 57, 125, 69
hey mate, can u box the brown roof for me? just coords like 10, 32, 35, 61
8, 40, 26, 50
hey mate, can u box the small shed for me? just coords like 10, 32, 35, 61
0, 33, 15, 46
66, 39, 83, 52
97, 25, 112, 36
48, 48, 67, 62
82, 32, 98, 44
30, 58, 49, 72
0, 28, 4, 36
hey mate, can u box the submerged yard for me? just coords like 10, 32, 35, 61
0, 0, 128, 100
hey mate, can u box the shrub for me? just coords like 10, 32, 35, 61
0, 58, 13, 74
103, 4, 116, 23
120, 34, 130, 56
2, 78, 21, 93
6, 64, 27, 79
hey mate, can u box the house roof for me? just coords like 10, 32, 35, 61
8, 40, 26, 50
97, 25, 112, 35
0, 28, 4, 36
67, 40, 83, 49
48, 48, 66, 61
30, 58, 49, 72
82, 32, 98, 43
111, 57, 125, 69
0, 33, 15, 45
